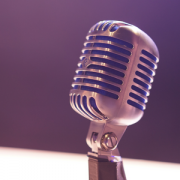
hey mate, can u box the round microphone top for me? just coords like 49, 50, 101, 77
70, 20, 159, 126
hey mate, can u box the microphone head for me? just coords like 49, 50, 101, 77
69, 20, 159, 126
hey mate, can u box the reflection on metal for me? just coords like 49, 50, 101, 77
69, 20, 159, 180
101, 132, 118, 150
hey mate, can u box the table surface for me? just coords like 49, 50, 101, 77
0, 147, 179, 180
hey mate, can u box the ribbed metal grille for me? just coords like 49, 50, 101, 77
71, 22, 133, 118
69, 94, 101, 120
89, 97, 105, 116
128, 49, 158, 111
89, 21, 132, 35
73, 35, 132, 100
86, 43, 131, 56
88, 36, 133, 49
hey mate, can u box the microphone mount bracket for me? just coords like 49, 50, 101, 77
86, 121, 127, 162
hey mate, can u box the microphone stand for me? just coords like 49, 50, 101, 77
86, 121, 127, 180
88, 152, 126, 180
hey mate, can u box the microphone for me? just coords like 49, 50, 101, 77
69, 20, 159, 180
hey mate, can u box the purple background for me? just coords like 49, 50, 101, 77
0, 0, 179, 163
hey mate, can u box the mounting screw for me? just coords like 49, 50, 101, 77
100, 132, 118, 150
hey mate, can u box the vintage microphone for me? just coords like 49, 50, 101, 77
69, 20, 159, 180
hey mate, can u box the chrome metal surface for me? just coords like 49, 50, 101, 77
69, 20, 159, 167
70, 20, 159, 126
101, 132, 118, 150
86, 121, 126, 162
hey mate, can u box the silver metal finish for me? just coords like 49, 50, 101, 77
101, 132, 118, 150
69, 20, 159, 179
70, 20, 159, 126
86, 121, 126, 162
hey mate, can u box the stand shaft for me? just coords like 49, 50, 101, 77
88, 156, 126, 180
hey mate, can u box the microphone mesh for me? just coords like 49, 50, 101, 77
128, 49, 158, 110
70, 20, 159, 122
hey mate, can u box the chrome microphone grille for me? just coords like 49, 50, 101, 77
128, 49, 158, 111
70, 20, 159, 125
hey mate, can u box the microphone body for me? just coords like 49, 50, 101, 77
69, 20, 159, 179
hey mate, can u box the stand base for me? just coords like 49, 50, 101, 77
88, 156, 126, 180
